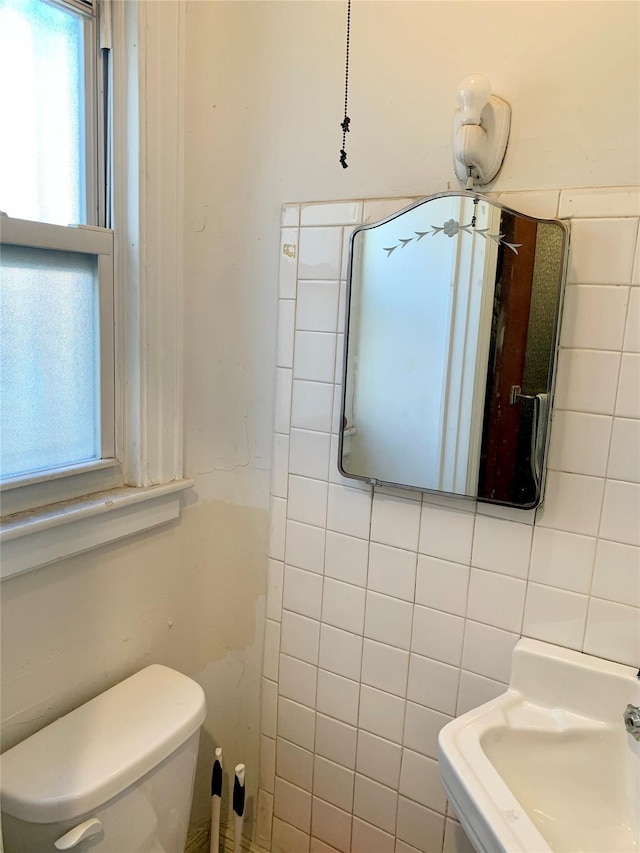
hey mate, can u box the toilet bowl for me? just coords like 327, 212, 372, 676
1, 665, 206, 853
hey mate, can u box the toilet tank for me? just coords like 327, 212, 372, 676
1, 665, 206, 853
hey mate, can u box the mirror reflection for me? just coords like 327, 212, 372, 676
339, 193, 569, 508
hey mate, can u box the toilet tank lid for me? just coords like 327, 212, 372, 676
0, 665, 206, 824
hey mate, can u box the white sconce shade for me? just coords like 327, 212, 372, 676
453, 74, 511, 187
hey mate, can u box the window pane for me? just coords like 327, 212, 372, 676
0, 244, 100, 479
0, 0, 85, 225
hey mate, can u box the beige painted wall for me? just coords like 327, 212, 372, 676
1, 0, 638, 844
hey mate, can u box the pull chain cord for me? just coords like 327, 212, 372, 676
339, 0, 351, 168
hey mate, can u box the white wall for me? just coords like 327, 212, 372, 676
1, 0, 638, 847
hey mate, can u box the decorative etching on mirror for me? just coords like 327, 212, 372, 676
338, 192, 570, 509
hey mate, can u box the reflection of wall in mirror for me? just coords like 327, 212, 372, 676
347, 201, 457, 487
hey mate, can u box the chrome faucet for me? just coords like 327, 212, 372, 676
624, 704, 640, 740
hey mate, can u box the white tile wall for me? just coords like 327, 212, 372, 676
262, 189, 640, 853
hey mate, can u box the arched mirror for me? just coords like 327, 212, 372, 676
339, 192, 570, 509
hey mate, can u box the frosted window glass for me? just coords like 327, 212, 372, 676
0, 244, 100, 478
0, 0, 85, 225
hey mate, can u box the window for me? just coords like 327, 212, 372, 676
0, 0, 190, 579
0, 0, 115, 496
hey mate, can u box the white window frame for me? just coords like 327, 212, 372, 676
1, 0, 191, 581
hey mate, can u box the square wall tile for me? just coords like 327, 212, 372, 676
319, 624, 363, 681
285, 520, 326, 574
274, 367, 293, 434
461, 621, 519, 683
529, 527, 595, 594
633, 225, 640, 286
443, 819, 475, 853
272, 818, 310, 853
315, 714, 358, 770
361, 639, 410, 697
324, 531, 369, 586
592, 539, 640, 608
278, 697, 315, 751
396, 796, 446, 853
371, 491, 422, 551
415, 555, 469, 616
554, 349, 620, 415
411, 606, 464, 667
256, 790, 273, 845
419, 504, 475, 565
471, 514, 532, 578
403, 702, 451, 761
616, 353, 640, 418
278, 299, 296, 367
301, 201, 363, 226
407, 654, 459, 715
623, 287, 640, 351
467, 568, 527, 633
270, 496, 287, 560
293, 332, 336, 383
291, 380, 334, 432
368, 542, 417, 601
264, 619, 281, 681
312, 797, 352, 853
363, 198, 416, 223
608, 418, 640, 483
279, 227, 299, 299
522, 583, 588, 650
536, 471, 604, 537
547, 411, 612, 478
314, 756, 355, 813
267, 558, 284, 621
279, 654, 317, 707
260, 735, 276, 793
288, 475, 328, 528
272, 433, 290, 498
584, 598, 640, 667
560, 285, 628, 350
262, 678, 277, 738
283, 566, 323, 620
600, 480, 640, 546
356, 730, 402, 790
322, 577, 366, 634
282, 205, 300, 227
351, 818, 395, 853
316, 669, 360, 726
290, 429, 332, 482
327, 484, 372, 539
281, 611, 320, 665
274, 777, 312, 833
398, 749, 446, 814
365, 592, 413, 650
342, 228, 357, 280
567, 218, 638, 285
358, 685, 405, 743
277, 738, 313, 791
456, 671, 506, 716
353, 774, 398, 834
559, 187, 640, 218
297, 281, 340, 333
494, 190, 559, 219
299, 227, 342, 279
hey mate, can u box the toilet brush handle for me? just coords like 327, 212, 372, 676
54, 817, 102, 850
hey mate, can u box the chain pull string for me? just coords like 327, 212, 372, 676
340, 0, 351, 168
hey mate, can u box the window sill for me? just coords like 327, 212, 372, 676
0, 479, 194, 582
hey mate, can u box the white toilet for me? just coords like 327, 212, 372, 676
0, 665, 206, 852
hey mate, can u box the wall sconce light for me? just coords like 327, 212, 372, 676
453, 73, 511, 188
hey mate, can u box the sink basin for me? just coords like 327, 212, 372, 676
438, 639, 640, 852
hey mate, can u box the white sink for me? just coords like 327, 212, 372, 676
438, 639, 640, 853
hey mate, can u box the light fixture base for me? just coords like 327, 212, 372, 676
453, 94, 511, 187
